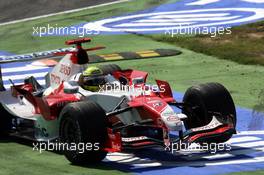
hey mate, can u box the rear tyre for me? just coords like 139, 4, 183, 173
182, 82, 236, 143
59, 101, 108, 164
98, 64, 121, 75
0, 103, 13, 137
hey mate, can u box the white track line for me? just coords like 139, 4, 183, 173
2, 72, 48, 81
238, 130, 264, 135
151, 13, 229, 19
232, 141, 264, 148
135, 16, 241, 23
2, 65, 49, 73
228, 136, 262, 143
116, 22, 194, 27
186, 0, 220, 6
0, 0, 131, 26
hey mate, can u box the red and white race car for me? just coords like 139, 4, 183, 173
0, 38, 236, 164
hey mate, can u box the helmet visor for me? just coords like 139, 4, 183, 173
83, 76, 106, 86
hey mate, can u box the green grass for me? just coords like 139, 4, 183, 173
0, 0, 264, 174
148, 21, 264, 65
0, 140, 126, 175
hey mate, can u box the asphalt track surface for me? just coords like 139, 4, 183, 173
0, 0, 118, 23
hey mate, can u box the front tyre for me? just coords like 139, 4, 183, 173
59, 101, 108, 164
182, 82, 236, 143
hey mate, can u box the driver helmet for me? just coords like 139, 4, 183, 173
80, 66, 106, 92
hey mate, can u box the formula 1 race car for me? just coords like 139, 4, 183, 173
0, 38, 236, 164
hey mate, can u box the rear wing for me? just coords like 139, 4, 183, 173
65, 38, 91, 45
